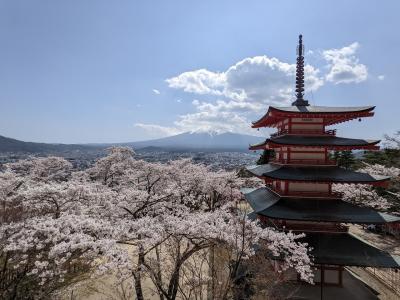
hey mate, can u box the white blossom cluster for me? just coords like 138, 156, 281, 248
333, 183, 390, 210
0, 147, 312, 298
333, 163, 400, 210
358, 163, 400, 177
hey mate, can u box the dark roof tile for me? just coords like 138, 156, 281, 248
302, 232, 400, 268
246, 164, 389, 183
242, 187, 400, 223
270, 105, 375, 113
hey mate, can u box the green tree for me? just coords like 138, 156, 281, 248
339, 151, 355, 169
363, 149, 400, 168
333, 150, 356, 169
256, 150, 275, 165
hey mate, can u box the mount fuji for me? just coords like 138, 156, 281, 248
126, 131, 262, 151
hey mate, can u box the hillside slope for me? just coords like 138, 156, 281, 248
0, 135, 100, 153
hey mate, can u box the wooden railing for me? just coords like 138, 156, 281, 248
263, 217, 348, 232
285, 223, 348, 232
271, 158, 337, 165
365, 267, 400, 296
271, 129, 336, 137
272, 188, 341, 198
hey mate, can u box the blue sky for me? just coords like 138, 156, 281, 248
1, 0, 399, 143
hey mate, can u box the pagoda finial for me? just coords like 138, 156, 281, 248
292, 34, 309, 106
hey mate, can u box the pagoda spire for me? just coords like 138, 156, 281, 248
292, 34, 309, 106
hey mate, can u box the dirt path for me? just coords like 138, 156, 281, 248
349, 225, 400, 255
349, 225, 400, 300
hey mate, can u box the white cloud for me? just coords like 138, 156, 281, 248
224, 56, 323, 104
152, 89, 161, 95
172, 99, 263, 135
323, 42, 368, 84
378, 75, 385, 80
166, 69, 225, 95
134, 98, 264, 137
134, 123, 182, 137
155, 55, 324, 136
306, 50, 314, 55
137, 43, 368, 137
166, 55, 323, 105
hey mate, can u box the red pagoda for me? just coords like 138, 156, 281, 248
242, 35, 400, 299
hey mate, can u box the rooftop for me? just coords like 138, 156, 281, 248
270, 105, 375, 114
246, 164, 390, 184
249, 135, 380, 150
302, 232, 400, 268
242, 187, 400, 224
252, 105, 375, 128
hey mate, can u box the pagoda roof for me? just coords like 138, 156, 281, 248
252, 105, 375, 128
302, 232, 400, 268
246, 164, 389, 184
249, 135, 380, 150
270, 105, 374, 114
242, 187, 400, 224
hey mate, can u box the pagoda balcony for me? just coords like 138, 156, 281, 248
264, 217, 349, 232
271, 129, 336, 137
284, 223, 348, 233
271, 187, 341, 199
271, 158, 337, 166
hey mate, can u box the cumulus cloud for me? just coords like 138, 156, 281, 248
134, 123, 181, 137
166, 69, 225, 95
323, 42, 368, 84
224, 56, 323, 104
137, 43, 368, 137
134, 99, 259, 137
378, 75, 385, 81
172, 99, 261, 135
150, 55, 324, 136
166, 55, 323, 105
152, 89, 161, 95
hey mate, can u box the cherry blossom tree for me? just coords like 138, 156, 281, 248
333, 163, 400, 211
384, 130, 400, 149
0, 147, 312, 299
333, 183, 390, 210
358, 162, 400, 177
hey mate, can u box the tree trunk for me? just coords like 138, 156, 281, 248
133, 270, 144, 300
133, 246, 145, 300
207, 245, 215, 300
167, 268, 181, 300
208, 193, 216, 300
155, 246, 165, 300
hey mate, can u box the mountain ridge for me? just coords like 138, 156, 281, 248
0, 132, 262, 153
124, 132, 262, 151
0, 135, 100, 153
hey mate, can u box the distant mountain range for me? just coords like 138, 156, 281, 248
0, 135, 100, 153
0, 132, 263, 153
125, 132, 262, 151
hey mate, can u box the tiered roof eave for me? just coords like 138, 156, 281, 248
302, 232, 400, 268
246, 164, 390, 186
252, 105, 375, 128
242, 187, 400, 224
249, 135, 380, 151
